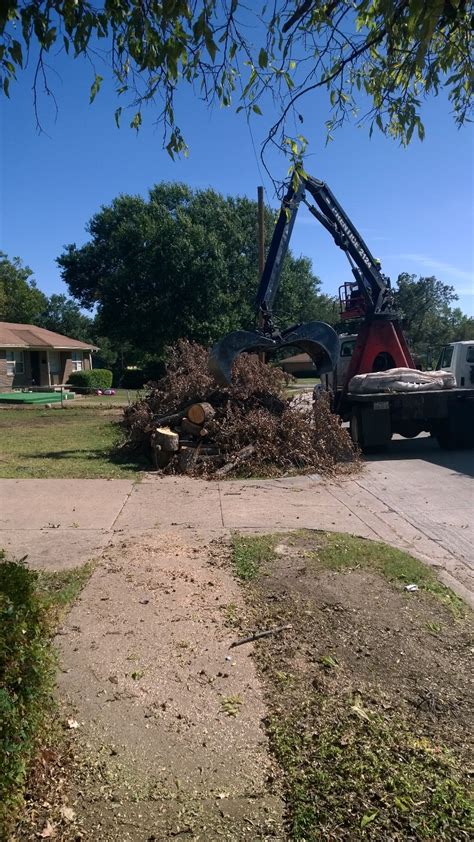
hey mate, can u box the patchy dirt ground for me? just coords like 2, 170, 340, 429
241, 532, 473, 839
11, 528, 473, 841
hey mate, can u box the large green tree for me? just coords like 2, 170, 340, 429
394, 272, 473, 361
1, 2, 472, 158
0, 251, 97, 342
36, 293, 95, 341
57, 182, 331, 358
0, 252, 47, 323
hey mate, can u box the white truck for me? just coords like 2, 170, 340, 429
435, 340, 474, 389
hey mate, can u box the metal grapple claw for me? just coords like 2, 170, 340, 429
208, 321, 340, 385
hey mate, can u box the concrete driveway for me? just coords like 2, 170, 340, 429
1, 436, 472, 604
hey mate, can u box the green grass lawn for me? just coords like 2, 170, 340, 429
286, 377, 320, 394
0, 405, 144, 479
74, 387, 144, 407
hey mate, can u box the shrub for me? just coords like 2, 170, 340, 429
67, 368, 113, 392
0, 558, 55, 834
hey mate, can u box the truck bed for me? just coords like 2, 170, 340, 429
347, 387, 474, 402
340, 387, 474, 450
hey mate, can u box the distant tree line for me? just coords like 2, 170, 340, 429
1, 183, 472, 381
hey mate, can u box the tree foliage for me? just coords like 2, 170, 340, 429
0, 251, 95, 342
57, 182, 330, 359
1, 1, 472, 160
36, 293, 94, 342
394, 272, 474, 361
0, 252, 47, 323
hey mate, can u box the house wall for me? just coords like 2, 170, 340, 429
0, 348, 93, 391
0, 350, 32, 390
281, 360, 317, 375
0, 354, 11, 391
62, 352, 91, 383
63, 354, 74, 383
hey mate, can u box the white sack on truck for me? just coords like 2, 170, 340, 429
348, 368, 456, 395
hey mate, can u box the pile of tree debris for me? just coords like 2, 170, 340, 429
122, 340, 359, 478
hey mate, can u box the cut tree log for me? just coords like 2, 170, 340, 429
214, 444, 255, 477
187, 402, 215, 425
181, 417, 208, 437
178, 443, 201, 474
150, 410, 183, 429
154, 426, 179, 452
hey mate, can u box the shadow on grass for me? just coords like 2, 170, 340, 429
27, 448, 150, 473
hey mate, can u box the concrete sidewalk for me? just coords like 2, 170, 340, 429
1, 438, 472, 604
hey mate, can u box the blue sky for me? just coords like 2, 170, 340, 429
1, 51, 473, 316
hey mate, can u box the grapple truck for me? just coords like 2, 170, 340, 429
210, 173, 474, 453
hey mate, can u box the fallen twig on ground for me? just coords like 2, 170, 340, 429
229, 624, 293, 648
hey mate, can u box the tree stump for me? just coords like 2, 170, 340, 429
154, 426, 179, 451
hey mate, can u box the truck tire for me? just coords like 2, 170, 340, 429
435, 418, 474, 450
350, 409, 390, 454
349, 410, 362, 448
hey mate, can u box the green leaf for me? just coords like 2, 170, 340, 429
89, 74, 103, 104
360, 811, 378, 828
130, 111, 142, 130
114, 107, 122, 128
252, 103, 263, 115
258, 48, 267, 68
205, 34, 217, 62
394, 796, 410, 812
319, 654, 338, 669
9, 40, 23, 67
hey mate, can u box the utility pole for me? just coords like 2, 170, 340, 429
257, 186, 265, 362
258, 186, 265, 280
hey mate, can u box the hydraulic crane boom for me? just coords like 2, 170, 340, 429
210, 170, 474, 455
209, 171, 413, 386
255, 174, 393, 334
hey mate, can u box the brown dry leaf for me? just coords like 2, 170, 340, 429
39, 748, 56, 765
60, 805, 76, 823
39, 819, 56, 838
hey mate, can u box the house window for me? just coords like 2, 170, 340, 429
71, 351, 83, 371
6, 351, 25, 375
49, 351, 61, 375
